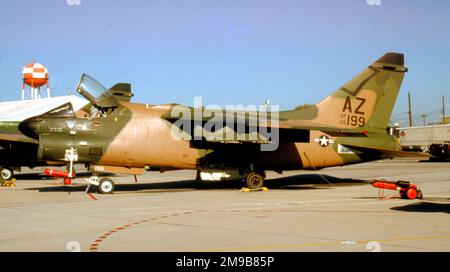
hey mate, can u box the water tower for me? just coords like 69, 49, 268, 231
21, 62, 51, 100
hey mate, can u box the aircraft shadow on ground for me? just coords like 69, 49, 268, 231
418, 159, 450, 163
24, 173, 367, 193
391, 201, 450, 214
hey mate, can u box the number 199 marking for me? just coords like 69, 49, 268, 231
346, 114, 365, 127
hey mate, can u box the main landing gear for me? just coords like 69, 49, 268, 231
0, 167, 15, 187
1, 167, 13, 181
245, 171, 265, 190
197, 167, 267, 190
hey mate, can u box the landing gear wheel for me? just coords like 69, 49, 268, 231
98, 178, 115, 194
1, 168, 13, 181
246, 172, 265, 190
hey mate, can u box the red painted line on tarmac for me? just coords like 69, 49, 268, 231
89, 211, 207, 252
87, 193, 97, 201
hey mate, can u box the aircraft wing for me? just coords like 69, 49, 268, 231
341, 144, 430, 158
162, 106, 431, 158
162, 106, 363, 130
162, 106, 370, 144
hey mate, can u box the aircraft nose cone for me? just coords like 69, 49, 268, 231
19, 117, 40, 139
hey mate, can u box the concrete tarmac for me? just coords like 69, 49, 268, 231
0, 158, 449, 252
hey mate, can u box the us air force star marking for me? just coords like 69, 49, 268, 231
314, 135, 335, 147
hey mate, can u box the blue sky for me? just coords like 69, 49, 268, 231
0, 0, 449, 125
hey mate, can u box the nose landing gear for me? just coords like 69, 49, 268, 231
98, 178, 115, 194
85, 176, 115, 194
1, 167, 13, 181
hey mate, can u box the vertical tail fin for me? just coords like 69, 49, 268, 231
287, 52, 407, 133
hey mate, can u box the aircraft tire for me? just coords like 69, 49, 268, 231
1, 167, 13, 181
98, 178, 115, 194
246, 172, 264, 189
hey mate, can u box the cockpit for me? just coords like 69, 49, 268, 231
76, 73, 120, 117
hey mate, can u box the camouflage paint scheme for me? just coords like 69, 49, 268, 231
12, 53, 426, 178
0, 84, 132, 173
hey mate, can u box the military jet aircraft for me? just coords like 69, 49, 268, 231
17, 52, 426, 193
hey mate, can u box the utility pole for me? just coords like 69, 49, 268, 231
421, 114, 427, 126
408, 92, 413, 127
443, 95, 446, 124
